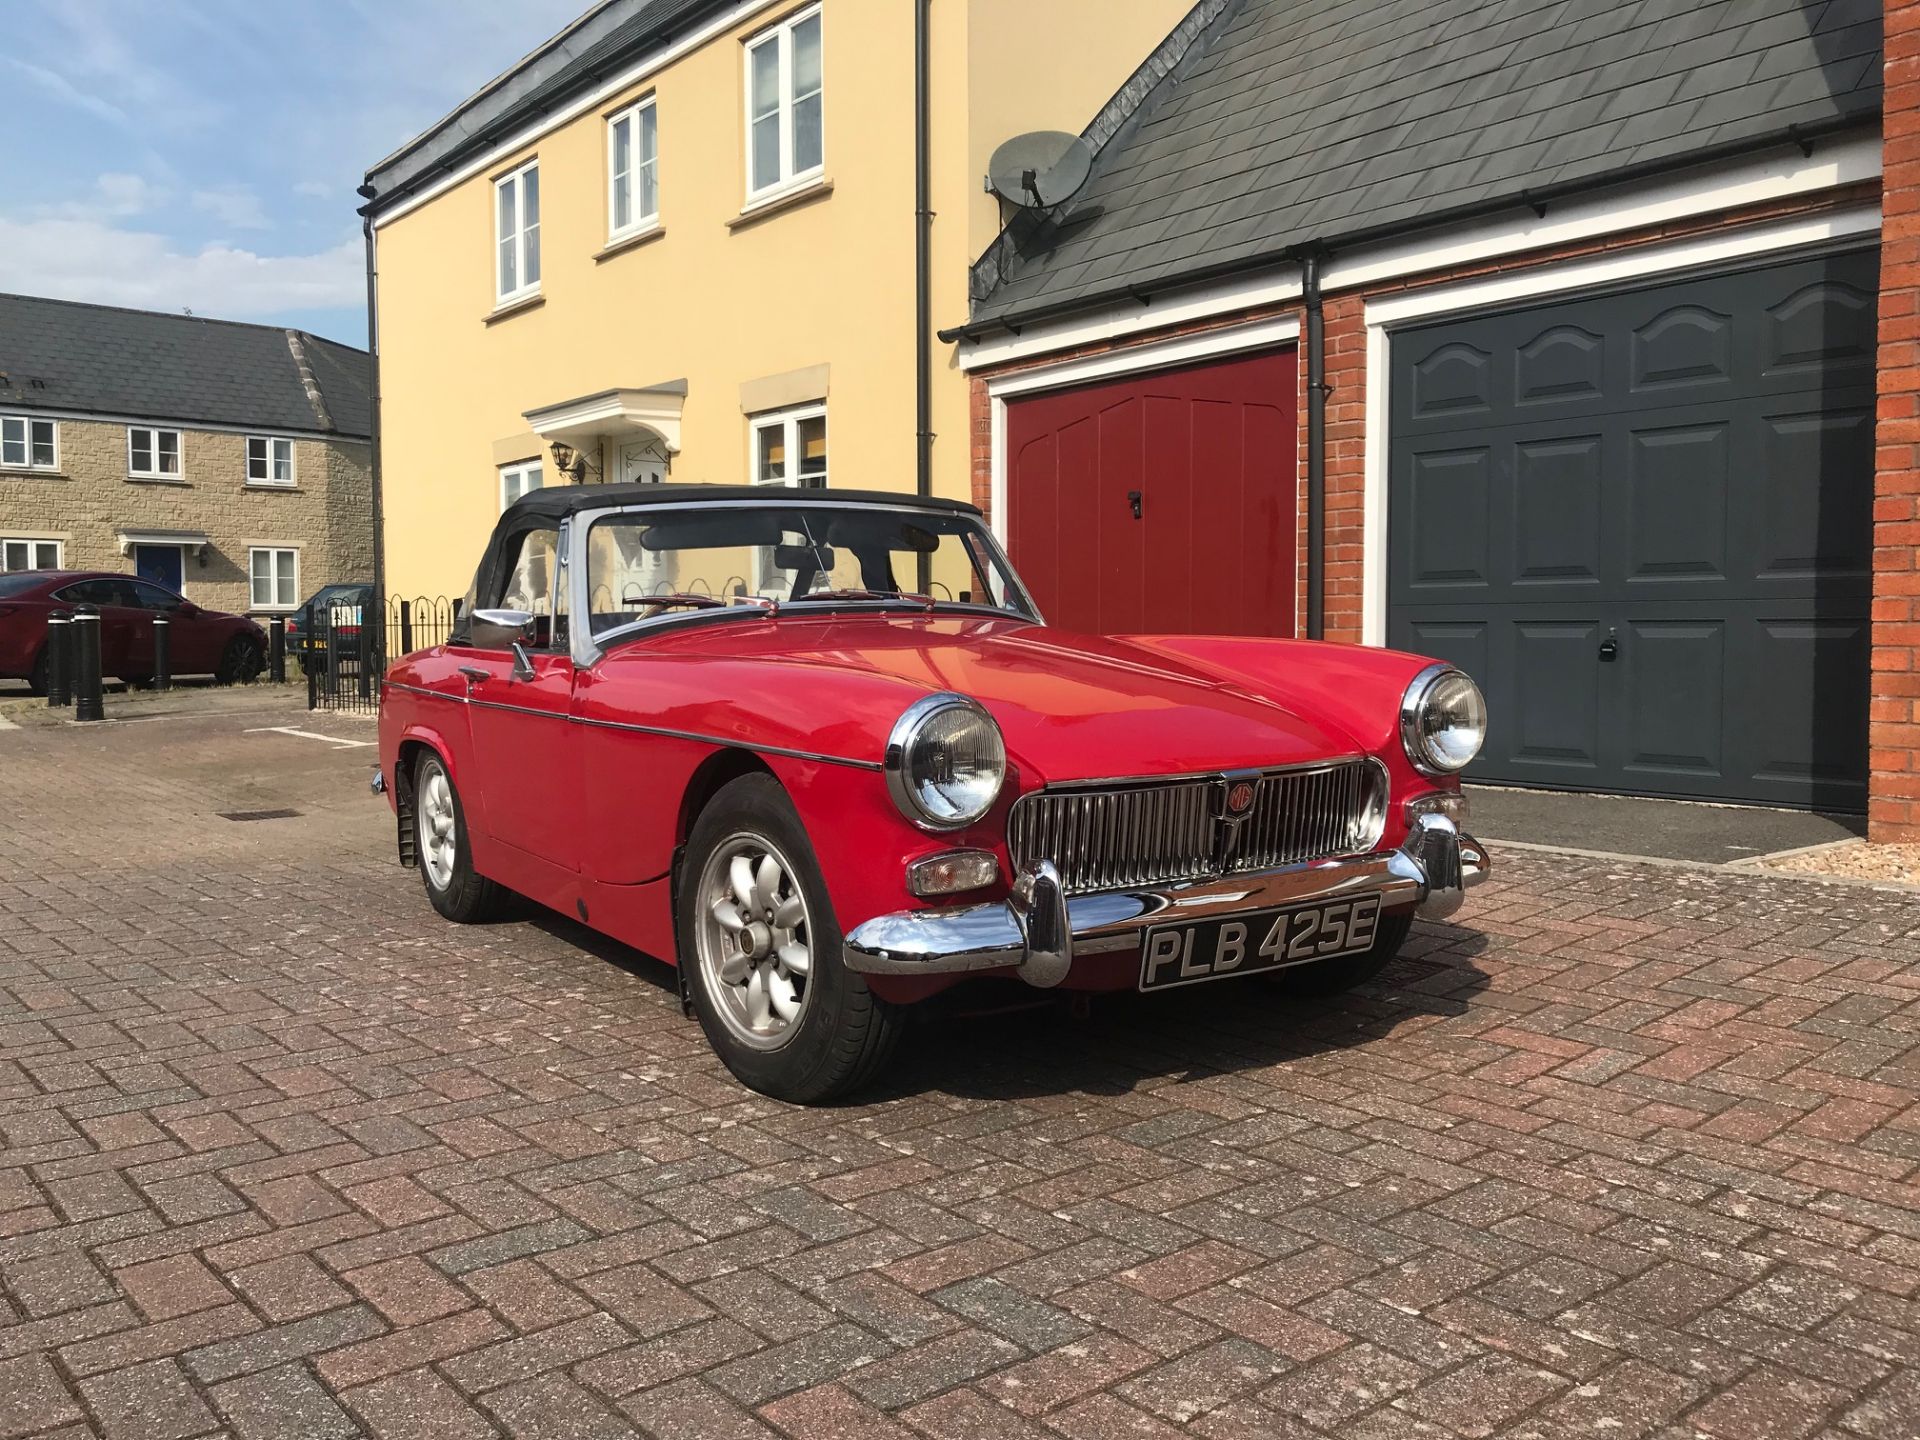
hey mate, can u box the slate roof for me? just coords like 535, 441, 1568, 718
364, 0, 727, 212
967, 0, 1884, 331
0, 294, 371, 439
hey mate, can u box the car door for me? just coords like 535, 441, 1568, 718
450, 520, 581, 875
55, 579, 141, 677
127, 579, 218, 674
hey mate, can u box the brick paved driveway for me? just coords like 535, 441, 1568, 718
2, 701, 1917, 1439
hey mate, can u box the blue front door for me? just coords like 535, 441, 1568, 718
134, 544, 184, 592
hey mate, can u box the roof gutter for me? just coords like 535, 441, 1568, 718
937, 117, 1871, 345
1295, 245, 1326, 641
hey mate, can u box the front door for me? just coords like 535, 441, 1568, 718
133, 544, 185, 592
1005, 348, 1298, 636
455, 522, 580, 875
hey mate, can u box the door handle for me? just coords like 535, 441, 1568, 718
457, 665, 489, 685
1598, 629, 1618, 662
1127, 489, 1143, 520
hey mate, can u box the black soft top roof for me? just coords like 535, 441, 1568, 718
503, 483, 981, 522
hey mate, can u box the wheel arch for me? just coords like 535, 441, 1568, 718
393, 729, 460, 869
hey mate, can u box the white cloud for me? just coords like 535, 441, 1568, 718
191, 185, 271, 231
293, 179, 334, 200
0, 216, 362, 320
39, 172, 166, 222
1, 56, 128, 126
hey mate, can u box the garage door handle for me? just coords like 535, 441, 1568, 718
1598, 630, 1618, 662
1127, 490, 1143, 520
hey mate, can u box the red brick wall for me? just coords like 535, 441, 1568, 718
970, 182, 1882, 683
1875, 0, 1920, 841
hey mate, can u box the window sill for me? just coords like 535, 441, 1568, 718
484, 292, 545, 325
727, 176, 833, 231
245, 482, 301, 492
595, 222, 666, 263
127, 475, 189, 486
0, 468, 66, 480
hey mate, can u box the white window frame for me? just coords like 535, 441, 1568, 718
127, 426, 183, 480
246, 435, 296, 487
607, 97, 660, 241
500, 459, 543, 511
0, 416, 58, 471
1, 537, 62, 572
750, 403, 827, 488
742, 4, 824, 205
493, 158, 542, 306
248, 546, 299, 611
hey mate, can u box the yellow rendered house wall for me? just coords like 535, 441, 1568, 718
377, 0, 1192, 600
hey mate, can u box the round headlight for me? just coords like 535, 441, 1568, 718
1400, 666, 1487, 775
885, 694, 1006, 830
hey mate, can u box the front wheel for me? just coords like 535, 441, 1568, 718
414, 751, 505, 923
216, 636, 264, 685
1266, 913, 1413, 997
678, 773, 902, 1104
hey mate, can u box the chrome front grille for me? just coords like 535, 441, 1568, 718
1007, 760, 1383, 896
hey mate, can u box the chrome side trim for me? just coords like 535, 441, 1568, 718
383, 681, 882, 770
570, 714, 884, 771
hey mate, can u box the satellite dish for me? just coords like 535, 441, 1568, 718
987, 131, 1092, 209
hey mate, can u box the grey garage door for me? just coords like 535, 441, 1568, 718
1387, 248, 1876, 811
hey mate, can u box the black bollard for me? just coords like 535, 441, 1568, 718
71, 609, 104, 721
44, 611, 72, 706
152, 616, 171, 691
399, 598, 413, 655
269, 615, 286, 683
356, 602, 374, 701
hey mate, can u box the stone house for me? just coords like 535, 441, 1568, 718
0, 293, 373, 617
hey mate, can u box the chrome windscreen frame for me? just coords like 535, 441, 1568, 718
563, 498, 1045, 668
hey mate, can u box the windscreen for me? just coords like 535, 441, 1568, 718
0, 574, 47, 599
584, 504, 1032, 637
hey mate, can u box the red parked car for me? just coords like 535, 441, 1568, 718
377, 486, 1489, 1102
0, 570, 268, 691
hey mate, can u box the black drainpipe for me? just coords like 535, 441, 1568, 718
1299, 245, 1326, 640
357, 188, 387, 643
913, 0, 933, 589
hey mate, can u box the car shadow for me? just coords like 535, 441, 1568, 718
868, 920, 1492, 1105
524, 908, 1492, 1104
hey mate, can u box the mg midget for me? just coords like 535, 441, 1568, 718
377, 484, 1489, 1102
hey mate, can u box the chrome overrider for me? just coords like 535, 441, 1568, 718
843, 813, 1488, 988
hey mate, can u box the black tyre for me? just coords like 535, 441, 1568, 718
26, 648, 48, 697
216, 636, 264, 685
1266, 913, 1413, 997
414, 750, 506, 923
678, 773, 903, 1104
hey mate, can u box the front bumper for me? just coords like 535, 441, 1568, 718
842, 814, 1488, 988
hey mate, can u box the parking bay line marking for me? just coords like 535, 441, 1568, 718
244, 725, 376, 749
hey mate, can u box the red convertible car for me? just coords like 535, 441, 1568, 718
378, 485, 1488, 1102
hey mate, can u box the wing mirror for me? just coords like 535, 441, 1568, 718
470, 607, 539, 682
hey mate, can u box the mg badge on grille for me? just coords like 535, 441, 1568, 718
1225, 781, 1256, 815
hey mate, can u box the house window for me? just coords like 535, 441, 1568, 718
246, 436, 295, 486
1, 538, 61, 571
608, 98, 659, 238
128, 426, 182, 479
744, 5, 823, 201
500, 460, 543, 510
249, 547, 298, 609
751, 405, 827, 487
494, 159, 541, 304
1, 416, 57, 470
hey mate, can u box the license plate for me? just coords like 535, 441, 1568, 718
1138, 894, 1383, 992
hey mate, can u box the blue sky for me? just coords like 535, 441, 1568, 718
3, 0, 588, 347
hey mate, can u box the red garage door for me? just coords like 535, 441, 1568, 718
1005, 348, 1298, 636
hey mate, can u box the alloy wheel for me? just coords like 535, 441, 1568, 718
696, 833, 813, 1051
418, 765, 457, 890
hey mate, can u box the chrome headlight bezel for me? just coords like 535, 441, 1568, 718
1399, 664, 1487, 776
884, 693, 1007, 832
